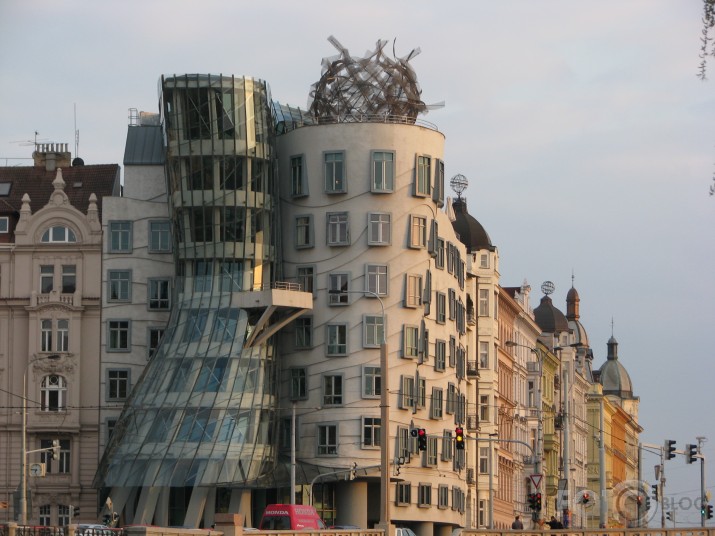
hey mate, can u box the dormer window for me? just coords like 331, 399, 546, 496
41, 225, 76, 243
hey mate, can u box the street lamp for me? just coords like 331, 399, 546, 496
505, 342, 544, 488
327, 289, 389, 530
20, 353, 61, 525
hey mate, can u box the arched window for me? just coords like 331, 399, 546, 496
41, 226, 76, 243
41, 374, 66, 411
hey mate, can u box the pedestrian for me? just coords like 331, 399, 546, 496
511, 515, 524, 530
546, 516, 564, 529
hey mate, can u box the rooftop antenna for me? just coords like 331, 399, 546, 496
74, 103, 79, 158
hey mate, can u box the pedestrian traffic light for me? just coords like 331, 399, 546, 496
455, 427, 465, 450
665, 439, 676, 460
581, 492, 591, 505
686, 444, 698, 464
707, 504, 713, 520
652, 484, 659, 501
417, 428, 427, 451
52, 439, 60, 460
534, 492, 542, 511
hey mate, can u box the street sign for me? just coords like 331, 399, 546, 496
530, 474, 543, 489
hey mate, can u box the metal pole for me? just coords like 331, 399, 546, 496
488, 442, 494, 529
379, 338, 390, 530
562, 363, 570, 526
20, 369, 27, 525
598, 396, 606, 528
659, 447, 666, 529
697, 437, 706, 528
291, 402, 296, 504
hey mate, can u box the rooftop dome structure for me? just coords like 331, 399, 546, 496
533, 290, 571, 334
451, 197, 495, 253
598, 336, 634, 398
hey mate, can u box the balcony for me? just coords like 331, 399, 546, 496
467, 360, 478, 377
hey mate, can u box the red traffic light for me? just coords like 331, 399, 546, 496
418, 428, 426, 437
455, 427, 465, 450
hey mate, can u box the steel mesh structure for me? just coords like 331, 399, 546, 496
308, 36, 427, 122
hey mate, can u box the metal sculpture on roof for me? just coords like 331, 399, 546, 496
308, 35, 427, 122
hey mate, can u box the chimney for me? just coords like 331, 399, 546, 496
32, 143, 72, 171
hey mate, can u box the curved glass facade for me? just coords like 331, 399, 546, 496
95, 75, 293, 493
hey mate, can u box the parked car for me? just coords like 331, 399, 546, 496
76, 525, 115, 536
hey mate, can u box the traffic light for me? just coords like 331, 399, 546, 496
73, 506, 80, 518
581, 492, 591, 505
645, 496, 651, 510
527, 493, 535, 509
665, 439, 676, 460
52, 439, 60, 460
652, 484, 659, 501
455, 427, 465, 450
707, 504, 713, 520
417, 428, 427, 451
666, 511, 672, 521
534, 492, 542, 511
686, 444, 698, 464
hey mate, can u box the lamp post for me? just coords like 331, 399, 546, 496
328, 289, 389, 530
20, 353, 61, 524
505, 342, 544, 482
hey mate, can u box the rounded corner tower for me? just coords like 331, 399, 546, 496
94, 74, 312, 528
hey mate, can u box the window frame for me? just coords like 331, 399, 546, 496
326, 211, 350, 246
415, 155, 431, 197
290, 154, 308, 197
409, 215, 428, 249
295, 316, 313, 349
324, 151, 346, 194
107, 319, 131, 352
418, 483, 432, 507
41, 375, 67, 412
290, 368, 308, 400
109, 221, 132, 253
40, 265, 54, 294
107, 270, 131, 302
0, 216, 8, 233
322, 374, 344, 406
367, 212, 391, 245
363, 314, 385, 348
405, 273, 422, 308
61, 264, 76, 294
326, 323, 348, 356
147, 327, 165, 359
296, 265, 316, 296
295, 214, 314, 249
366, 264, 388, 296
362, 416, 381, 448
328, 272, 350, 305
371, 150, 395, 192
148, 277, 171, 310
148, 220, 172, 253
402, 325, 419, 359
362, 365, 381, 398
431, 387, 444, 419
107, 368, 130, 401
435, 339, 446, 372
317, 422, 339, 456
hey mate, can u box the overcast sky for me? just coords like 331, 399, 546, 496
1, 0, 713, 525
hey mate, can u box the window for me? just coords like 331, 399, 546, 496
148, 327, 165, 359
147, 409, 175, 441
40, 439, 70, 474
372, 151, 394, 191
364, 315, 385, 348
433, 159, 445, 205
442, 431, 453, 461
449, 336, 456, 369
410, 215, 428, 248
40, 265, 54, 293
39, 505, 51, 526
220, 156, 243, 189
449, 288, 456, 319
435, 238, 445, 269
57, 319, 69, 352
528, 380, 535, 407
190, 207, 213, 242
447, 383, 457, 414
368, 213, 391, 245
415, 155, 431, 196
479, 289, 489, 316
400, 375, 415, 409
480, 395, 490, 423
107, 270, 130, 301
109, 221, 132, 252
403, 325, 419, 358
439, 485, 449, 509
41, 319, 52, 351
435, 339, 446, 371
220, 207, 245, 242
431, 387, 443, 419
326, 324, 348, 356
219, 260, 242, 291
296, 265, 315, 295
363, 365, 381, 398
295, 215, 313, 248
41, 375, 66, 411
108, 320, 130, 351
396, 482, 412, 505
362, 417, 381, 448
397, 426, 410, 459
317, 423, 338, 455
324, 152, 345, 193
295, 316, 313, 349
177, 408, 217, 442
194, 260, 213, 292
328, 273, 349, 305
405, 274, 422, 308
148, 278, 171, 310
195, 358, 228, 392
61, 265, 75, 293
108, 369, 129, 400
417, 377, 426, 408
291, 368, 307, 400
323, 375, 343, 406
436, 292, 446, 323
366, 264, 388, 296
427, 438, 438, 466
479, 446, 489, 474
149, 220, 172, 252
479, 341, 489, 369
183, 309, 208, 342
0, 183, 7, 196
418, 483, 432, 506
212, 308, 239, 342
327, 212, 349, 245
41, 225, 76, 243
291, 155, 308, 197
